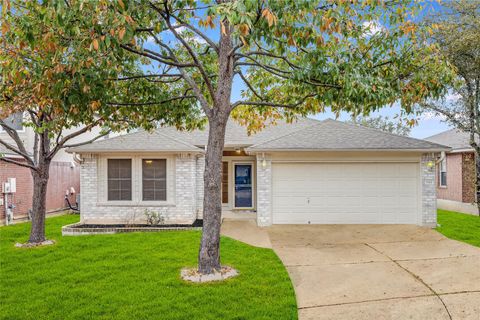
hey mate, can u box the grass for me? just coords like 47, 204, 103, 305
0, 215, 297, 320
436, 209, 480, 248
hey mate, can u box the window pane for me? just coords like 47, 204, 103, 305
142, 159, 167, 201
107, 159, 132, 201
222, 162, 228, 203
1, 112, 23, 131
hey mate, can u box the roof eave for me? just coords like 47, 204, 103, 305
246, 148, 452, 153
67, 149, 205, 154
449, 148, 475, 153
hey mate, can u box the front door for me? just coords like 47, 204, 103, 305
234, 163, 253, 208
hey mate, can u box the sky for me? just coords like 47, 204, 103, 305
145, 1, 452, 140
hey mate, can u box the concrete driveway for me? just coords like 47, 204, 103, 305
222, 221, 480, 319
266, 224, 480, 320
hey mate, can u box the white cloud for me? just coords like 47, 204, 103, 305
362, 20, 384, 36
421, 111, 447, 121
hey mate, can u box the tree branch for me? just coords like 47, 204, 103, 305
0, 157, 37, 171
108, 95, 196, 106
231, 93, 318, 110
62, 130, 111, 149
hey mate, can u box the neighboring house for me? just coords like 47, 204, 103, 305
425, 129, 478, 215
68, 118, 449, 227
0, 113, 95, 223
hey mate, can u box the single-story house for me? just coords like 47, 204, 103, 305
68, 118, 449, 227
425, 129, 479, 215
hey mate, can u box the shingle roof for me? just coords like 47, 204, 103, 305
67, 130, 203, 153
246, 119, 450, 152
157, 117, 319, 147
68, 118, 449, 154
425, 129, 476, 152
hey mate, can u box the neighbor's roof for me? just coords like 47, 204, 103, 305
67, 130, 204, 153
0, 145, 15, 157
425, 129, 476, 152
68, 118, 449, 154
246, 119, 450, 152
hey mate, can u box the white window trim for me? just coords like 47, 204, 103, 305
97, 154, 175, 206
439, 157, 447, 188
232, 161, 256, 210
107, 158, 133, 202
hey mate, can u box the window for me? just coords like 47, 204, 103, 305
107, 159, 132, 201
1, 112, 23, 131
439, 158, 447, 187
222, 162, 229, 204
142, 159, 167, 201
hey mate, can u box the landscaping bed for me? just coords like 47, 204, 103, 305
62, 219, 203, 235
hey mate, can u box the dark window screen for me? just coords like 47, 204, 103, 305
107, 159, 132, 201
142, 159, 167, 201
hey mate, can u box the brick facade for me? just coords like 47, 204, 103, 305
436, 153, 463, 202
79, 152, 438, 227
436, 152, 476, 205
462, 152, 476, 203
421, 153, 438, 227
256, 157, 272, 226
79, 153, 202, 224
0, 160, 79, 222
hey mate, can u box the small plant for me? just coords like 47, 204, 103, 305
144, 209, 165, 226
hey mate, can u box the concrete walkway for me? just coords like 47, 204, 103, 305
268, 225, 480, 320
222, 221, 480, 319
221, 220, 272, 249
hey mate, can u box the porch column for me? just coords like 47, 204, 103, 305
256, 155, 272, 226
421, 153, 438, 227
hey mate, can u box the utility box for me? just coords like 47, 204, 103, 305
7, 178, 16, 193
3, 178, 16, 193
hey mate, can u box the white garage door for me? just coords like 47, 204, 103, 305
272, 162, 419, 224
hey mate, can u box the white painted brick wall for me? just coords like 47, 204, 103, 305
256, 157, 272, 226
79, 154, 199, 224
421, 153, 438, 227
195, 155, 205, 218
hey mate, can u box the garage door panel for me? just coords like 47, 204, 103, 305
272, 162, 419, 224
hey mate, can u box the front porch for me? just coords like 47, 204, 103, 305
220, 149, 259, 223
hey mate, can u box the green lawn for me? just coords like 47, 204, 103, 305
437, 209, 480, 248
0, 215, 297, 320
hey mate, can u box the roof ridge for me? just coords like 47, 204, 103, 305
333, 119, 450, 149
248, 119, 328, 149
424, 128, 461, 140
154, 130, 203, 151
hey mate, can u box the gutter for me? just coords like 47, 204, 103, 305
245, 148, 452, 153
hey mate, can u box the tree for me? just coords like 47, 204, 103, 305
102, 0, 453, 274
0, 1, 202, 243
422, 0, 480, 215
347, 115, 413, 136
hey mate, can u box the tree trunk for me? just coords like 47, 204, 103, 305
28, 160, 50, 243
198, 115, 230, 274
198, 20, 234, 274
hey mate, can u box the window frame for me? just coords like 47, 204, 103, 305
99, 155, 175, 206
107, 158, 133, 201
0, 112, 25, 133
141, 158, 167, 202
439, 157, 447, 187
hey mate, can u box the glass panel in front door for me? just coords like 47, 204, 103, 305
235, 164, 252, 208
